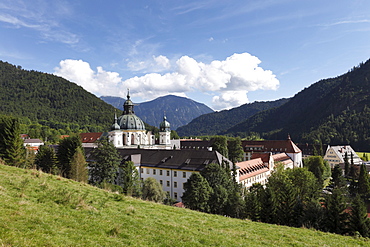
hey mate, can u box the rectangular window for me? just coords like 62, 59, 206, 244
153, 169, 156, 175
167, 170, 170, 176
166, 181, 170, 187
174, 182, 177, 188
174, 192, 178, 199
160, 170, 163, 176
146, 168, 149, 174
160, 180, 163, 185
183, 172, 186, 178
140, 168, 143, 173
174, 171, 177, 177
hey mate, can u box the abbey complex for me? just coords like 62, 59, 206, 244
74, 91, 306, 201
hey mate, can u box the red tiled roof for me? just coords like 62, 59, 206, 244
80, 132, 103, 143
237, 158, 269, 181
272, 153, 293, 165
251, 153, 271, 163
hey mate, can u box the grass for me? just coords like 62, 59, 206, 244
0, 164, 369, 246
356, 152, 370, 161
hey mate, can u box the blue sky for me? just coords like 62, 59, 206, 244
1, 0, 370, 110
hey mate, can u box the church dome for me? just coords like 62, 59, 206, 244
159, 116, 170, 132
116, 90, 146, 130
117, 114, 145, 130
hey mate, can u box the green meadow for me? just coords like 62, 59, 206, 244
0, 164, 369, 246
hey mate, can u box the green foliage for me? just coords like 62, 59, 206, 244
57, 135, 83, 178
35, 145, 58, 173
0, 115, 25, 166
1, 165, 368, 246
223, 59, 370, 151
344, 152, 350, 176
117, 161, 141, 197
0, 61, 117, 135
331, 165, 346, 189
170, 130, 180, 139
323, 187, 350, 235
88, 138, 121, 186
210, 136, 228, 157
177, 98, 289, 137
141, 177, 166, 203
227, 137, 244, 163
348, 195, 370, 237
303, 156, 331, 187
69, 147, 88, 183
358, 164, 370, 197
182, 173, 212, 212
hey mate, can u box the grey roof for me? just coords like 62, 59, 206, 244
84, 147, 234, 171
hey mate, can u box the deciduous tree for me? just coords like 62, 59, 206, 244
142, 177, 166, 203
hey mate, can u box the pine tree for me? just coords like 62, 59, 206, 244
0, 115, 25, 166
344, 152, 350, 177
35, 145, 58, 173
323, 188, 349, 235
118, 161, 141, 197
182, 173, 212, 212
89, 137, 121, 186
69, 147, 88, 183
57, 135, 83, 178
358, 164, 370, 198
349, 195, 370, 237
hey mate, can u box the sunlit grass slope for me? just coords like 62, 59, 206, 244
0, 164, 369, 246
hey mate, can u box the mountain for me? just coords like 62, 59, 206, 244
176, 98, 290, 137
0, 61, 116, 132
224, 59, 370, 151
101, 95, 214, 130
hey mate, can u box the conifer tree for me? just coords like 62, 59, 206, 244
0, 115, 25, 166
344, 152, 350, 176
69, 147, 88, 183
182, 173, 212, 212
349, 195, 370, 237
323, 188, 349, 235
89, 137, 121, 186
118, 161, 141, 197
358, 164, 370, 198
57, 135, 83, 178
35, 145, 58, 173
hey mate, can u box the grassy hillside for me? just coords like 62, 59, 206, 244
0, 164, 368, 246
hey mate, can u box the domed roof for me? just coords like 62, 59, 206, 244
115, 90, 146, 130
117, 114, 145, 130
111, 112, 121, 131
160, 116, 170, 132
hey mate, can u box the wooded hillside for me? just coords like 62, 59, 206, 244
0, 61, 116, 133
224, 59, 370, 151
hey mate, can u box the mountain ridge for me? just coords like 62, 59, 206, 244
101, 95, 214, 130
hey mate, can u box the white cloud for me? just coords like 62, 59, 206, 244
54, 53, 279, 110
53, 59, 121, 96
127, 55, 171, 72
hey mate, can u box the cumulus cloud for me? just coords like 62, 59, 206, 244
54, 53, 279, 110
127, 55, 171, 72
54, 59, 122, 96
